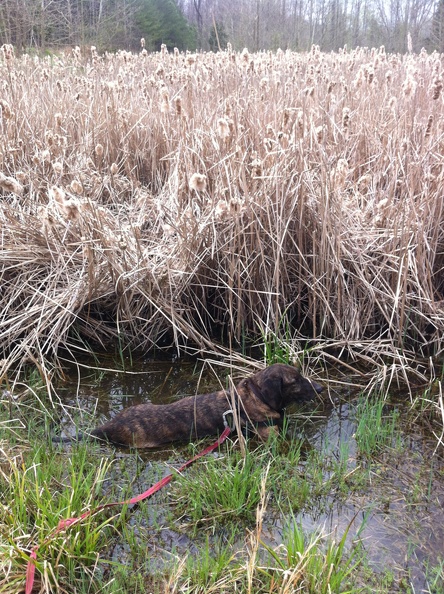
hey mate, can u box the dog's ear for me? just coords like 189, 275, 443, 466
254, 373, 284, 412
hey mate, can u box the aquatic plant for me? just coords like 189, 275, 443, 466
0, 46, 442, 390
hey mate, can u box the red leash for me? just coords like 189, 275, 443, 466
25, 426, 232, 594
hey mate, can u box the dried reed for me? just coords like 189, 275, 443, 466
0, 45, 443, 394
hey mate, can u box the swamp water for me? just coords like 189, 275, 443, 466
55, 356, 444, 592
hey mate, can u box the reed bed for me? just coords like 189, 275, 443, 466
0, 43, 443, 392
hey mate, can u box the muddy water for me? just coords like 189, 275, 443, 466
56, 356, 444, 590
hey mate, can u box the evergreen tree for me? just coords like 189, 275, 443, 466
134, 0, 196, 51
208, 21, 228, 51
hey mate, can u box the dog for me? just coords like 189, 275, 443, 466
53, 363, 323, 448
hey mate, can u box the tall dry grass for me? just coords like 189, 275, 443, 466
0, 43, 443, 392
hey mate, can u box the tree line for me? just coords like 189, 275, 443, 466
1, 0, 444, 53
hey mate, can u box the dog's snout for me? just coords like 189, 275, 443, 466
311, 381, 323, 394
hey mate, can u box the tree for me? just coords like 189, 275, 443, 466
208, 20, 228, 50
430, 0, 444, 50
134, 0, 196, 51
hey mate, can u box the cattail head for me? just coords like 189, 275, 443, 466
189, 173, 207, 193
217, 117, 231, 139
0, 99, 12, 119
342, 107, 350, 130
332, 158, 349, 189
431, 76, 442, 100
174, 96, 182, 115
0, 172, 23, 196
250, 157, 262, 177
41, 149, 51, 164
51, 185, 80, 221
215, 199, 229, 220
402, 72, 417, 97
95, 144, 104, 158
160, 87, 170, 113
0, 44, 14, 61
425, 114, 433, 138
52, 161, 63, 175
315, 125, 324, 142
70, 179, 84, 194
110, 162, 119, 175
140, 38, 145, 49
282, 108, 290, 128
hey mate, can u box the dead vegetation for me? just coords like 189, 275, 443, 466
0, 43, 443, 390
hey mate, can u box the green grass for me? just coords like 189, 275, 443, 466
354, 396, 402, 458
171, 445, 266, 529
1, 370, 441, 594
0, 439, 115, 592
259, 518, 363, 594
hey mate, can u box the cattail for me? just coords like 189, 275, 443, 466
55, 112, 63, 128
431, 76, 442, 100
51, 186, 80, 221
174, 96, 182, 115
1, 43, 14, 61
0, 172, 23, 195
70, 179, 84, 194
315, 125, 324, 142
353, 67, 365, 88
95, 144, 104, 158
215, 199, 229, 220
357, 174, 371, 194
250, 157, 262, 177
0, 99, 12, 119
402, 73, 416, 97
332, 158, 349, 189
425, 114, 433, 138
110, 162, 119, 175
41, 149, 51, 163
140, 38, 145, 49
407, 31, 413, 53
385, 70, 392, 84
52, 161, 63, 175
342, 107, 350, 130
296, 110, 304, 132
241, 48, 249, 64
217, 117, 231, 139
160, 88, 170, 113
161, 44, 168, 56
282, 108, 290, 127
189, 173, 207, 192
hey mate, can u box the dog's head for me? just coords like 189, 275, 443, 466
249, 363, 323, 412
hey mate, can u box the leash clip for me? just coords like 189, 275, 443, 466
222, 409, 234, 430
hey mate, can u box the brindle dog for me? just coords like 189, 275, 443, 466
53, 363, 323, 448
